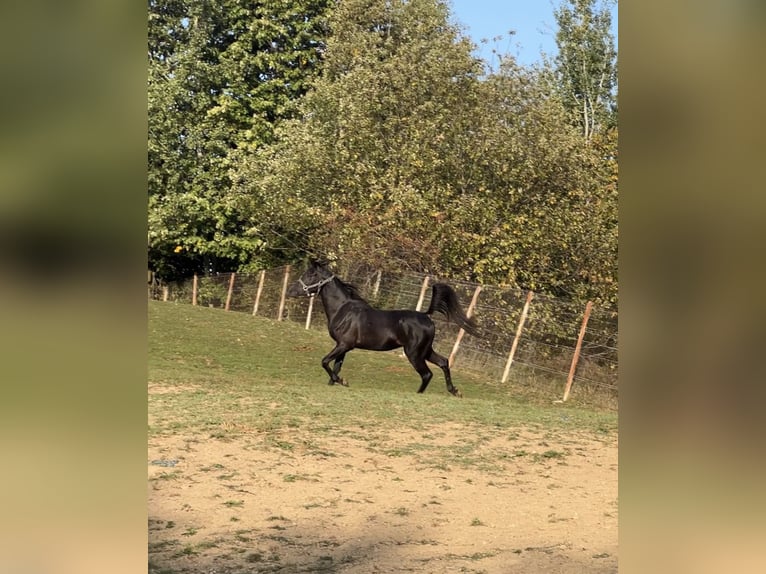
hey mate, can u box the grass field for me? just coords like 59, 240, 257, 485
149, 301, 616, 439
148, 300, 618, 573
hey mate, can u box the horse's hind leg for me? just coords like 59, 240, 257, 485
321, 345, 350, 386
404, 346, 434, 393
427, 349, 462, 398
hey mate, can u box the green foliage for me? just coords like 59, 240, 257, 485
236, 0, 485, 271
461, 61, 618, 304
235, 0, 617, 305
150, 0, 618, 307
148, 0, 332, 280
554, 0, 617, 139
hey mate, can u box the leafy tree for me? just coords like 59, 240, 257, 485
553, 0, 617, 139
438, 57, 618, 305
236, 0, 486, 271
235, 0, 618, 306
148, 0, 332, 280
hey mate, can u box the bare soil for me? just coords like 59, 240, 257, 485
148, 423, 617, 573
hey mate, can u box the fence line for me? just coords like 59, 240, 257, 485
151, 266, 618, 403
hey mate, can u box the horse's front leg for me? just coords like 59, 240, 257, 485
332, 352, 347, 384
321, 346, 349, 386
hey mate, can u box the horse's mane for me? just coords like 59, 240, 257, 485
335, 276, 366, 302
311, 260, 367, 302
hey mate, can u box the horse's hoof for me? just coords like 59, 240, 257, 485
338, 379, 349, 387
450, 388, 463, 398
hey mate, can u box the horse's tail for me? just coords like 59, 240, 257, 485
425, 283, 480, 337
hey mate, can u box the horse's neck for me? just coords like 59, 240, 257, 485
319, 281, 354, 319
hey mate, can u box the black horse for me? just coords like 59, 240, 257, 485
287, 261, 479, 397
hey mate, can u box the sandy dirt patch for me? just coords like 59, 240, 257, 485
149, 424, 617, 573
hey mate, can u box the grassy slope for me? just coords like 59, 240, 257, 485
148, 301, 616, 440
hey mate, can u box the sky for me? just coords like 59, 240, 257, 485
448, 0, 618, 68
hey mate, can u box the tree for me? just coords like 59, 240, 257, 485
235, 0, 618, 306
148, 0, 332, 280
236, 0, 485, 271
433, 56, 617, 305
553, 0, 617, 140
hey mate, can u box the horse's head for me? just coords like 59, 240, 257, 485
287, 260, 335, 297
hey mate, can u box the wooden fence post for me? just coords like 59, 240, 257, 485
415, 276, 430, 311
253, 270, 266, 316
372, 270, 382, 299
562, 301, 593, 402
224, 272, 236, 311
192, 274, 198, 306
277, 265, 291, 321
305, 295, 315, 330
162, 285, 169, 302
501, 290, 534, 383
448, 285, 482, 367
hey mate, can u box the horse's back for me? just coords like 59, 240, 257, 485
330, 305, 433, 351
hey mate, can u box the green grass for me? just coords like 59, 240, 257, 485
148, 301, 616, 442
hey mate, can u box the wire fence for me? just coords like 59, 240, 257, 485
149, 265, 617, 407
